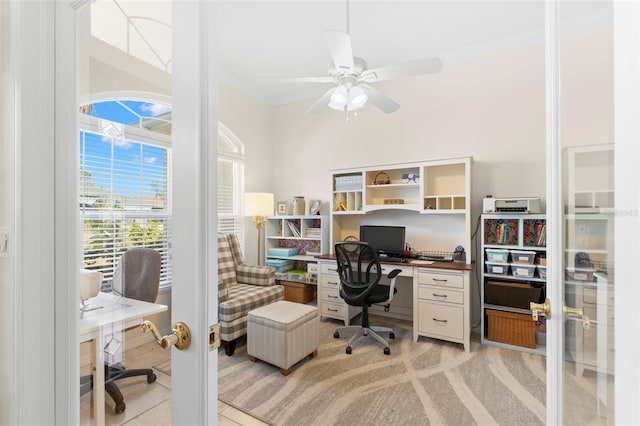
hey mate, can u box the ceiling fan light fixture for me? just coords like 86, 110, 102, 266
330, 85, 348, 104
349, 86, 368, 107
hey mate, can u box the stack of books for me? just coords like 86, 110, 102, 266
286, 221, 301, 237
305, 227, 321, 238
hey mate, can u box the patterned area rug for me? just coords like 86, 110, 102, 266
218, 315, 604, 426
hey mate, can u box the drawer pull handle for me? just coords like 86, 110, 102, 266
328, 295, 338, 299
328, 281, 338, 285
432, 278, 448, 282
432, 293, 448, 298
432, 318, 448, 323
328, 268, 337, 272
328, 308, 338, 312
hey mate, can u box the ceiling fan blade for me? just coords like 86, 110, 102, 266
361, 57, 443, 83
359, 84, 400, 113
257, 76, 336, 84
306, 87, 337, 114
325, 31, 354, 72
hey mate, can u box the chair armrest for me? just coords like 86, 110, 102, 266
386, 269, 402, 302
236, 264, 275, 286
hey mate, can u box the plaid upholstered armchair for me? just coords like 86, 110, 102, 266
218, 233, 284, 355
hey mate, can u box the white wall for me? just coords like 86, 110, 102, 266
0, 1, 11, 422
218, 84, 273, 263
270, 40, 547, 229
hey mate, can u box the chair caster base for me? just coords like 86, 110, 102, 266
346, 346, 352, 355
389, 332, 395, 339
334, 331, 340, 339
384, 347, 390, 355
115, 401, 126, 414
147, 373, 157, 384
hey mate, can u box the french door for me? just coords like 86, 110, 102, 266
73, 1, 220, 424
546, 1, 638, 424
2, 0, 218, 424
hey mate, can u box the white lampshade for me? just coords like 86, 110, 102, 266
245, 192, 274, 217
329, 84, 368, 112
328, 86, 349, 111
79, 269, 103, 300
349, 86, 368, 107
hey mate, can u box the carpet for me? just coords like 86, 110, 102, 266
218, 315, 604, 426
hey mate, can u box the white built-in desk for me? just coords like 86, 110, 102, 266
79, 292, 167, 426
317, 256, 473, 352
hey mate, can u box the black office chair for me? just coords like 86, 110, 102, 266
80, 248, 161, 414
333, 241, 401, 355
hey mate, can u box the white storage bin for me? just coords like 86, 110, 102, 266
537, 265, 547, 279
510, 250, 536, 265
511, 263, 536, 278
566, 266, 595, 282
486, 261, 509, 276
485, 249, 509, 263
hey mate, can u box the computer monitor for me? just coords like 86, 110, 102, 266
359, 225, 406, 258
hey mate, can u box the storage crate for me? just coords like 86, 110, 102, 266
485, 249, 509, 263
486, 261, 509, 275
511, 263, 536, 278
484, 280, 544, 309
266, 259, 295, 273
566, 266, 595, 282
486, 309, 536, 349
267, 247, 299, 257
537, 265, 546, 279
279, 280, 316, 304
510, 250, 536, 265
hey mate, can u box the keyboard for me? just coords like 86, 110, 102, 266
379, 256, 406, 263
419, 255, 453, 262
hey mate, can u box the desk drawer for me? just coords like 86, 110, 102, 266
418, 302, 463, 340
418, 285, 463, 305
321, 275, 340, 289
418, 270, 464, 289
320, 286, 341, 303
380, 265, 413, 278
320, 301, 346, 318
321, 262, 339, 275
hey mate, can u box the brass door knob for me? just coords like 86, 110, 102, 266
530, 298, 551, 321
563, 305, 591, 329
141, 320, 191, 350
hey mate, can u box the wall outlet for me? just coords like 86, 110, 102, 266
209, 324, 220, 351
0, 227, 8, 258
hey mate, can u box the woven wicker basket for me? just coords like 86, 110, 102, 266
486, 309, 536, 349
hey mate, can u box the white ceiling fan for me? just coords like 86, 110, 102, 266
258, 25, 443, 115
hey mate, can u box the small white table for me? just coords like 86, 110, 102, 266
79, 292, 167, 425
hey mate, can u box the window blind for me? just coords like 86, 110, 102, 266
218, 125, 245, 248
80, 129, 172, 290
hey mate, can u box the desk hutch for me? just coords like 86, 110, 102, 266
318, 157, 473, 351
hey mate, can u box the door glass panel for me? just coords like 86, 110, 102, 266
78, 1, 173, 424
559, 2, 614, 424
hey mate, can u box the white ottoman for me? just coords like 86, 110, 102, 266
247, 301, 319, 376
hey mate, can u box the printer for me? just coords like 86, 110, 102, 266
483, 197, 541, 214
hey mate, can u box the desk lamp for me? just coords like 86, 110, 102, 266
244, 192, 274, 265
79, 268, 104, 311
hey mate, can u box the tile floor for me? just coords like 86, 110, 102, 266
80, 340, 268, 425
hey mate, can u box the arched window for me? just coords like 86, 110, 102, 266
218, 123, 245, 246
79, 99, 173, 290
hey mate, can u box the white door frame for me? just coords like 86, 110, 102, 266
613, 1, 640, 423
4, 0, 218, 424
5, 1, 77, 423
544, 0, 563, 423
545, 0, 640, 424
171, 1, 219, 424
